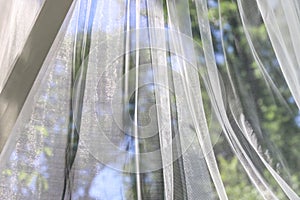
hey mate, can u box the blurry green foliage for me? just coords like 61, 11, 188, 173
204, 0, 300, 198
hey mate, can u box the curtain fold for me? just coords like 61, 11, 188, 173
0, 0, 45, 93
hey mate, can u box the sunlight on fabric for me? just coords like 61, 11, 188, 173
0, 0, 45, 93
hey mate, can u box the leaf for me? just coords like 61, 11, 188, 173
2, 169, 12, 176
18, 171, 28, 181
35, 126, 48, 136
44, 147, 53, 157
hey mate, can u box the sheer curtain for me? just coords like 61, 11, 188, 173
0, 0, 299, 199
0, 0, 45, 93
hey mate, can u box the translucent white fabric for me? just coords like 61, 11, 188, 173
0, 0, 299, 199
0, 0, 45, 92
